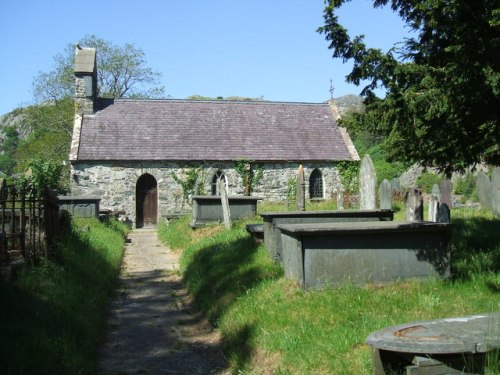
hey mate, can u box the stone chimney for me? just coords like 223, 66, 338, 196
74, 46, 97, 115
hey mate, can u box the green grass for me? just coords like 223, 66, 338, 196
0, 218, 127, 375
159, 209, 500, 374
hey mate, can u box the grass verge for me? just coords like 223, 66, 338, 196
0, 218, 127, 375
159, 209, 500, 374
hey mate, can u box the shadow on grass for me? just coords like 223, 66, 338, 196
181, 226, 282, 370
451, 216, 500, 278
0, 221, 124, 375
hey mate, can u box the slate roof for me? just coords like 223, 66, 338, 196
75, 99, 357, 162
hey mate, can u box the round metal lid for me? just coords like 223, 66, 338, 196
366, 313, 500, 354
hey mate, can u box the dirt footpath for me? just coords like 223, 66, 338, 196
97, 229, 229, 375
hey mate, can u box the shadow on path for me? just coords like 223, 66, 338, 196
97, 229, 229, 375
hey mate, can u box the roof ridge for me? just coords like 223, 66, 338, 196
111, 98, 327, 106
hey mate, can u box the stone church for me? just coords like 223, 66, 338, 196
70, 47, 359, 227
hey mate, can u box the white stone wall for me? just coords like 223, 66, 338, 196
71, 161, 341, 225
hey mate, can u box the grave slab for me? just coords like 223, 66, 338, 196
277, 221, 451, 290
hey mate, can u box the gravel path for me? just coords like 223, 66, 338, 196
97, 229, 229, 375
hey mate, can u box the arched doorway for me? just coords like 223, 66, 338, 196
136, 174, 158, 228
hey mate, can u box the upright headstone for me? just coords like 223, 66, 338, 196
437, 203, 451, 223
296, 164, 305, 211
379, 179, 392, 210
429, 184, 440, 222
405, 188, 424, 221
219, 179, 232, 230
439, 179, 452, 209
492, 167, 500, 217
359, 155, 377, 209
476, 171, 493, 211
335, 183, 345, 210
391, 178, 401, 193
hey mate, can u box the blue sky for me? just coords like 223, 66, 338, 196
0, 0, 410, 115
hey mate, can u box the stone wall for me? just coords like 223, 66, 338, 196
71, 161, 341, 225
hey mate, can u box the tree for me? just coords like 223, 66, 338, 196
0, 125, 20, 174
33, 35, 165, 102
318, 0, 500, 175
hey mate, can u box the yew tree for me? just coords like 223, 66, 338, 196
318, 0, 499, 175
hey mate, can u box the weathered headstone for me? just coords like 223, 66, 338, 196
296, 164, 305, 211
437, 203, 451, 223
379, 179, 392, 210
439, 179, 452, 209
475, 171, 493, 211
219, 179, 232, 230
359, 155, 377, 209
405, 188, 423, 221
390, 178, 401, 193
334, 183, 345, 210
428, 184, 440, 222
492, 167, 500, 217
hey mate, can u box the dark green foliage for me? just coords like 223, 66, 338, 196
416, 171, 443, 193
0, 126, 19, 174
319, 0, 500, 175
453, 172, 478, 202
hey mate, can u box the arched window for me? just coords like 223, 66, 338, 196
211, 170, 226, 195
309, 169, 324, 199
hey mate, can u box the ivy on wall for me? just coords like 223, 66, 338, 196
234, 159, 263, 196
171, 167, 202, 202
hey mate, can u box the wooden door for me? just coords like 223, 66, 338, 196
136, 174, 158, 228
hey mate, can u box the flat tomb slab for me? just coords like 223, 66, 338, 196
261, 209, 394, 261
277, 221, 451, 290
366, 313, 500, 374
191, 195, 262, 227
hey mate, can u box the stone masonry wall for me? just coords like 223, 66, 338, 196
71, 161, 342, 225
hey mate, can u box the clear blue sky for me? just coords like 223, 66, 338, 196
0, 0, 410, 115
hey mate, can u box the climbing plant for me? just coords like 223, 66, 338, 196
234, 159, 264, 196
336, 161, 360, 194
171, 167, 201, 202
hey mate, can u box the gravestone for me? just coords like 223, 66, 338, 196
296, 164, 305, 211
437, 202, 451, 223
359, 155, 376, 209
428, 184, 440, 222
439, 179, 452, 209
492, 167, 500, 217
379, 179, 392, 209
219, 179, 232, 230
334, 183, 345, 210
405, 188, 423, 221
475, 171, 493, 211
391, 178, 400, 193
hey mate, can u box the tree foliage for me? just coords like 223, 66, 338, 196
319, 0, 500, 175
33, 34, 165, 102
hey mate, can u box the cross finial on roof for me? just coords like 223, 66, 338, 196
329, 79, 335, 100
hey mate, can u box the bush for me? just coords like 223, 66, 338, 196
416, 172, 443, 193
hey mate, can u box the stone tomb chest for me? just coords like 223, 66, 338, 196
277, 221, 451, 290
190, 195, 262, 227
261, 209, 394, 262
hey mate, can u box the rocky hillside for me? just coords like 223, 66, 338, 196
334, 94, 364, 115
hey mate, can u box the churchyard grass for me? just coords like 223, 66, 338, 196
160, 208, 500, 374
0, 218, 127, 375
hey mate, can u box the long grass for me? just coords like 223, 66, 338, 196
0, 218, 127, 375
159, 208, 500, 374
